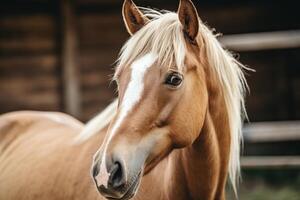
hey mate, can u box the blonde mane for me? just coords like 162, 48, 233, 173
79, 8, 247, 196
199, 24, 248, 195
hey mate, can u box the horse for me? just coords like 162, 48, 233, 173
0, 0, 248, 199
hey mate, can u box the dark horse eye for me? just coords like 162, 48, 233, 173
165, 72, 183, 87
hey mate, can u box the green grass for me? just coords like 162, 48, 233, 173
238, 183, 300, 200
226, 169, 300, 200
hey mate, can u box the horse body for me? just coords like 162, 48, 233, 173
0, 111, 227, 200
0, 112, 100, 200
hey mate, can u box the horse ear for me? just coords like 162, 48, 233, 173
177, 0, 199, 42
122, 0, 149, 35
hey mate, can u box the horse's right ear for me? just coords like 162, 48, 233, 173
122, 0, 149, 35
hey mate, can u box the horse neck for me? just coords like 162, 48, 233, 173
164, 68, 230, 200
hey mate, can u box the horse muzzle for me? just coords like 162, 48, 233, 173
92, 155, 142, 200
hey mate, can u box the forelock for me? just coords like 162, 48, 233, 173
115, 9, 187, 78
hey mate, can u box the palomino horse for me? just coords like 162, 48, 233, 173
0, 0, 248, 199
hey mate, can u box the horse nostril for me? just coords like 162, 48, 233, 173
92, 164, 100, 177
108, 161, 125, 189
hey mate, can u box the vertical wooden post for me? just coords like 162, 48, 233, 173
61, 0, 81, 118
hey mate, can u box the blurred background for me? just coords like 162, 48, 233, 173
0, 0, 299, 199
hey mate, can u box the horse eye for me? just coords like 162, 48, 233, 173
164, 72, 183, 87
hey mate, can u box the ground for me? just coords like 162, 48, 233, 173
226, 169, 300, 200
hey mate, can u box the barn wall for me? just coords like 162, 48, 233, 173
0, 1, 61, 113
0, 0, 299, 122
76, 5, 126, 120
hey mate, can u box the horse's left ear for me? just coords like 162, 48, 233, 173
178, 0, 199, 42
122, 0, 149, 35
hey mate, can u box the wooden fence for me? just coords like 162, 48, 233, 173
242, 121, 300, 169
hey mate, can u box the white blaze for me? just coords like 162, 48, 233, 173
95, 53, 157, 187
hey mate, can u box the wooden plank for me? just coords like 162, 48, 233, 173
77, 0, 120, 5
81, 101, 113, 122
78, 14, 127, 48
0, 55, 57, 70
82, 89, 115, 105
241, 156, 300, 169
79, 14, 121, 26
79, 51, 117, 72
81, 70, 112, 85
0, 78, 56, 93
0, 37, 54, 52
0, 91, 59, 107
61, 0, 81, 117
0, 91, 60, 112
0, 15, 54, 36
243, 121, 300, 142
220, 30, 300, 51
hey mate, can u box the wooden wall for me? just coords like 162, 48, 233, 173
0, 1, 61, 112
0, 0, 299, 122
77, 1, 127, 120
